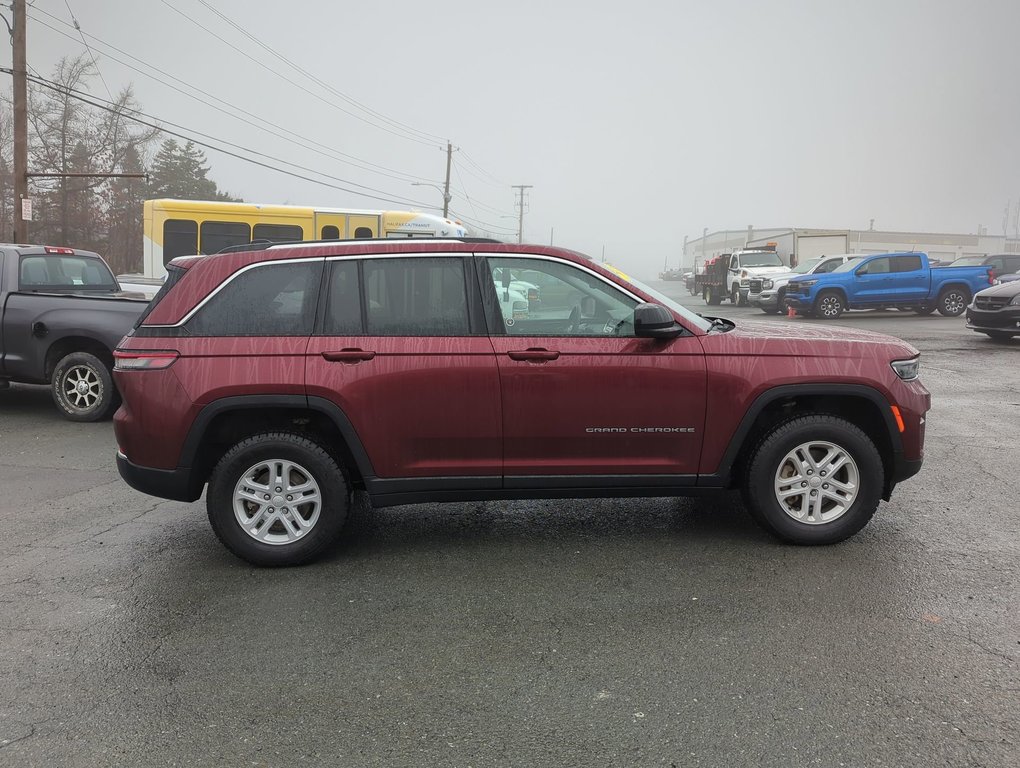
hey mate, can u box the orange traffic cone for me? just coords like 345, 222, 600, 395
786, 306, 796, 318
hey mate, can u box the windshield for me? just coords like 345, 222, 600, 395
604, 266, 713, 332
833, 259, 862, 273
792, 258, 822, 273
739, 252, 784, 267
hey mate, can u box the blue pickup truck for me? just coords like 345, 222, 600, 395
783, 251, 992, 319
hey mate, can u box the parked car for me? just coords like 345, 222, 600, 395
114, 238, 930, 566
0, 245, 149, 420
992, 269, 1020, 285
965, 280, 1020, 340
949, 253, 1020, 281
749, 254, 862, 314
784, 252, 993, 319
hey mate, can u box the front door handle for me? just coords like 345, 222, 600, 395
507, 348, 560, 362
322, 349, 376, 363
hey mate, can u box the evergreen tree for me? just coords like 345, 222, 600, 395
148, 139, 240, 201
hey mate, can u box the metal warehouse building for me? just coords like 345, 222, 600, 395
682, 226, 1020, 270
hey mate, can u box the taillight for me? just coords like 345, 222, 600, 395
113, 350, 179, 370
988, 268, 995, 284
528, 289, 538, 301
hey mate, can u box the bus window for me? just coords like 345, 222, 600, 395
321, 225, 340, 240
354, 227, 374, 239
164, 219, 198, 264
200, 221, 251, 254
253, 223, 303, 243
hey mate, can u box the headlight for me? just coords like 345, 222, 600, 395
890, 357, 920, 381
1011, 293, 1020, 306
798, 279, 819, 288
762, 279, 774, 289
741, 270, 748, 278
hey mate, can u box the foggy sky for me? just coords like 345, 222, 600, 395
12, 0, 1020, 278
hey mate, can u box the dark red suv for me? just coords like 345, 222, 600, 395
114, 239, 930, 566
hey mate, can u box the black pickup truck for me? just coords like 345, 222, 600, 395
0, 245, 149, 421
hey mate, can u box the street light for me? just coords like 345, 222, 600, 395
411, 182, 452, 218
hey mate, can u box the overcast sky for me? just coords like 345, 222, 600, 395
12, 0, 1020, 277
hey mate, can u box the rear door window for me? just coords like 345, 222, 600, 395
891, 255, 923, 272
186, 261, 322, 336
363, 257, 469, 336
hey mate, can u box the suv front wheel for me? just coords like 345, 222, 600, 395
742, 415, 883, 545
207, 432, 349, 566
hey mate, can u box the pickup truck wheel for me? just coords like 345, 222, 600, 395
51, 351, 118, 422
731, 285, 748, 306
936, 288, 969, 317
742, 415, 883, 545
207, 432, 348, 567
704, 285, 721, 306
814, 291, 845, 319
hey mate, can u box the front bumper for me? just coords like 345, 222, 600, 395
966, 305, 1020, 335
117, 452, 204, 502
749, 290, 779, 309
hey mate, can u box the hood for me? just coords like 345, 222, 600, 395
741, 265, 790, 275
976, 280, 1020, 298
701, 318, 918, 359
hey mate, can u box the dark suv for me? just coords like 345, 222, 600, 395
114, 240, 930, 566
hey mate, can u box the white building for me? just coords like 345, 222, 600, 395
682, 226, 1020, 270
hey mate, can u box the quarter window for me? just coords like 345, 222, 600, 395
200, 221, 251, 254
363, 257, 469, 336
186, 261, 321, 336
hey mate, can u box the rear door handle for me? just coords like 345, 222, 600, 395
322, 349, 375, 363
507, 348, 560, 362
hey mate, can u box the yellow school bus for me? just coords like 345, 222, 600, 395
142, 199, 469, 278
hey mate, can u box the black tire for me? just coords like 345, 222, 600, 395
814, 290, 845, 319
936, 287, 969, 317
207, 432, 349, 566
731, 285, 748, 306
776, 289, 788, 314
705, 285, 722, 306
914, 304, 936, 316
741, 415, 883, 545
50, 351, 118, 422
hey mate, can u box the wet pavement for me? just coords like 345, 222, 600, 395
1, 295, 1017, 767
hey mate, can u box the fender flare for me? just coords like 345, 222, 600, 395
700, 383, 902, 487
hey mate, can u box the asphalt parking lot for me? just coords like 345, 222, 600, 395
1, 288, 1017, 767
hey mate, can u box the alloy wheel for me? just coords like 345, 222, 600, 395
774, 440, 859, 525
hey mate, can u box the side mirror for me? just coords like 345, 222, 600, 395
633, 303, 683, 339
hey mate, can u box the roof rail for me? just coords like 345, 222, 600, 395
213, 236, 503, 255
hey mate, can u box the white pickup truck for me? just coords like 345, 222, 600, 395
725, 249, 790, 306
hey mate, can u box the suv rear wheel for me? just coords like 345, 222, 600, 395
207, 432, 349, 566
742, 415, 883, 545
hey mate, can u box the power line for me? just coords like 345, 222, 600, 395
5, 67, 439, 209
451, 159, 515, 218
193, 0, 447, 146
158, 0, 438, 148
28, 8, 437, 186
62, 0, 113, 101
459, 149, 509, 187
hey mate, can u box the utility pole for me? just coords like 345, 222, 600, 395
512, 184, 532, 244
13, 0, 29, 243
442, 142, 453, 218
